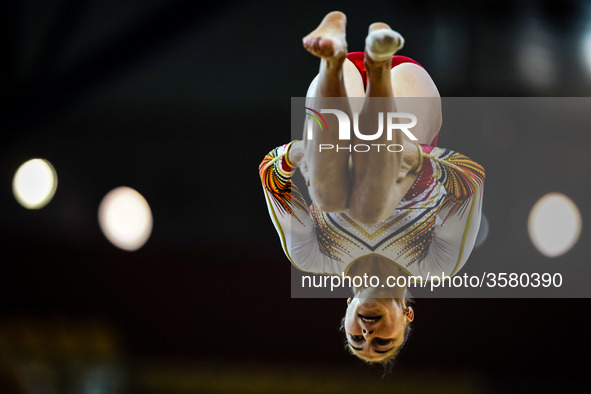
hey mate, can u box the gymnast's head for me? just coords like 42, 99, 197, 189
341, 295, 414, 366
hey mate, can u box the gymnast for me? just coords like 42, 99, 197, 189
259, 11, 485, 365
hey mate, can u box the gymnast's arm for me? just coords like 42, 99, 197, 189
259, 141, 343, 274
412, 145, 486, 277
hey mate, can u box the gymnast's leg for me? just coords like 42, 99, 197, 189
301, 11, 364, 212
389, 60, 441, 145
348, 23, 407, 225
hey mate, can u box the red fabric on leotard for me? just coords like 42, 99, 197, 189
346, 52, 439, 147
346, 52, 422, 89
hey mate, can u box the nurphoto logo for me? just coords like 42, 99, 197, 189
304, 108, 418, 152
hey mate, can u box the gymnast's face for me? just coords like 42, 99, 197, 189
344, 298, 413, 362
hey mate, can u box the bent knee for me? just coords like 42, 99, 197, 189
348, 199, 389, 226
311, 184, 349, 213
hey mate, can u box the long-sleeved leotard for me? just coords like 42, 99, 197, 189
259, 143, 485, 279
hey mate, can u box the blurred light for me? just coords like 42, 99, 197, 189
474, 213, 489, 249
516, 19, 556, 89
580, 30, 591, 76
98, 187, 152, 251
528, 192, 582, 257
12, 158, 58, 209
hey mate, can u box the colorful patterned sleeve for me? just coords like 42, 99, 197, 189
259, 143, 345, 274
415, 145, 486, 277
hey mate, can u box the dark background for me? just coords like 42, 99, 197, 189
1, 0, 590, 393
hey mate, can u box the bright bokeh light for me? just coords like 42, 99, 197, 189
580, 30, 591, 77
98, 187, 153, 251
528, 193, 582, 257
516, 18, 556, 90
13, 158, 58, 209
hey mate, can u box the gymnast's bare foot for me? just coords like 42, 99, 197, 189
302, 11, 348, 62
365, 22, 404, 63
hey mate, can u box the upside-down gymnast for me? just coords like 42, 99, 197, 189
259, 11, 485, 366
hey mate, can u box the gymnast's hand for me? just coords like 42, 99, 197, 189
396, 140, 421, 182
287, 140, 305, 168
288, 140, 311, 186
